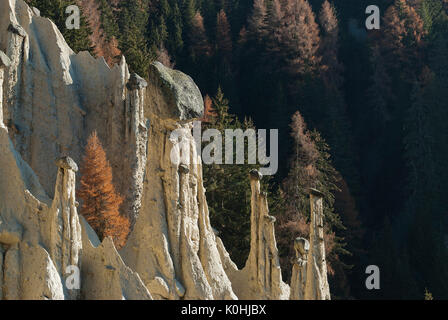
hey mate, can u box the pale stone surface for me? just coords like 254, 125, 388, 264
147, 62, 204, 121
0, 51, 11, 67
290, 237, 309, 300
0, 50, 10, 129
222, 171, 290, 300
0, 124, 61, 299
290, 190, 331, 300
80, 217, 152, 300
0, 0, 331, 301
3, 244, 21, 300
0, 121, 150, 300
0, 0, 147, 225
0, 50, 10, 128
46, 157, 82, 299
120, 64, 236, 300
21, 244, 65, 300
304, 189, 331, 300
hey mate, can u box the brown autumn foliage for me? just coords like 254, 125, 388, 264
282, 0, 321, 75
157, 45, 175, 68
368, 0, 426, 123
77, 131, 130, 249
237, 26, 248, 46
190, 12, 212, 59
381, 0, 426, 72
200, 95, 217, 124
248, 0, 267, 39
216, 9, 233, 62
256, 0, 321, 76
319, 0, 344, 90
276, 111, 337, 279
76, 0, 121, 67
265, 0, 284, 59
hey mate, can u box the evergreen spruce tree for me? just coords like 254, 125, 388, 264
401, 32, 448, 298
167, 2, 184, 56
26, 0, 93, 53
276, 111, 347, 283
117, 0, 153, 75
202, 88, 269, 267
97, 0, 119, 41
183, 0, 197, 39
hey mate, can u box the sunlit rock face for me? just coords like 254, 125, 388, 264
0, 0, 330, 300
120, 61, 237, 300
0, 0, 146, 225
216, 170, 290, 300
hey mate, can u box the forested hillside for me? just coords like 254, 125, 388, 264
26, 0, 448, 299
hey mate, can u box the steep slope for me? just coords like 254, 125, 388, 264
0, 0, 146, 225
0, 0, 331, 300
76, 0, 121, 66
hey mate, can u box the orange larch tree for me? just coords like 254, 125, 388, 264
190, 12, 212, 60
248, 0, 267, 39
77, 131, 130, 249
319, 0, 344, 90
216, 9, 233, 62
200, 94, 217, 123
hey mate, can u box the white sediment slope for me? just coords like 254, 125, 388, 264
0, 0, 330, 300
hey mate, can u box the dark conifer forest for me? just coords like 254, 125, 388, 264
26, 0, 448, 299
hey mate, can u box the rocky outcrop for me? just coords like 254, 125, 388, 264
219, 170, 290, 300
0, 120, 150, 299
304, 189, 331, 300
290, 189, 331, 300
0, 0, 331, 300
0, 121, 62, 299
46, 156, 82, 300
146, 62, 204, 121
290, 237, 309, 300
79, 217, 152, 300
20, 245, 65, 300
0, 50, 11, 128
120, 62, 236, 300
0, 0, 146, 225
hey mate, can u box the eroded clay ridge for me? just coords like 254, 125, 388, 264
0, 0, 330, 300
